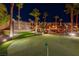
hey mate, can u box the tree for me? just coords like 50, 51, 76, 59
59, 18, 63, 26
9, 3, 14, 37
0, 4, 8, 17
64, 4, 75, 32
0, 3, 8, 26
53, 16, 59, 28
16, 3, 23, 30
29, 8, 41, 34
73, 4, 79, 32
74, 9, 79, 32
0, 15, 10, 29
42, 12, 48, 34
0, 4, 9, 34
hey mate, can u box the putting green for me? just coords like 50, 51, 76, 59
7, 35, 79, 56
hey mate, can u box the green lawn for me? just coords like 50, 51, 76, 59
0, 32, 34, 56
0, 40, 15, 56
0, 32, 79, 56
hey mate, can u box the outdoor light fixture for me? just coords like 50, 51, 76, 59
10, 33, 12, 37
42, 34, 52, 36
10, 34, 13, 38
2, 39, 7, 42
14, 33, 19, 36
68, 32, 76, 36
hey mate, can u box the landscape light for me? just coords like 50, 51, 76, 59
2, 39, 7, 42
10, 33, 13, 38
68, 32, 76, 36
42, 34, 52, 36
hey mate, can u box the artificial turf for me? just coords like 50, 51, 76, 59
0, 32, 34, 56
1, 32, 79, 56
7, 35, 79, 56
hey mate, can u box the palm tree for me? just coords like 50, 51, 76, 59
42, 12, 48, 34
16, 3, 23, 30
0, 4, 9, 34
59, 18, 63, 26
64, 4, 75, 32
0, 4, 8, 17
53, 16, 59, 28
74, 9, 79, 32
9, 3, 14, 37
0, 3, 8, 26
73, 4, 79, 32
29, 8, 40, 34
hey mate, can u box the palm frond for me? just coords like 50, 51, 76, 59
29, 8, 41, 17
16, 3, 23, 9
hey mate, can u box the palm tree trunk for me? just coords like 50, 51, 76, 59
70, 8, 73, 32
60, 19, 62, 26
59, 20, 61, 26
10, 3, 14, 37
35, 17, 38, 34
55, 18, 57, 27
18, 7, 21, 30
76, 14, 78, 32
42, 17, 46, 34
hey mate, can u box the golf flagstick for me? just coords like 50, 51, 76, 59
45, 42, 49, 56
47, 45, 49, 56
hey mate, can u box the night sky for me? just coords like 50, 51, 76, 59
4, 3, 78, 22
